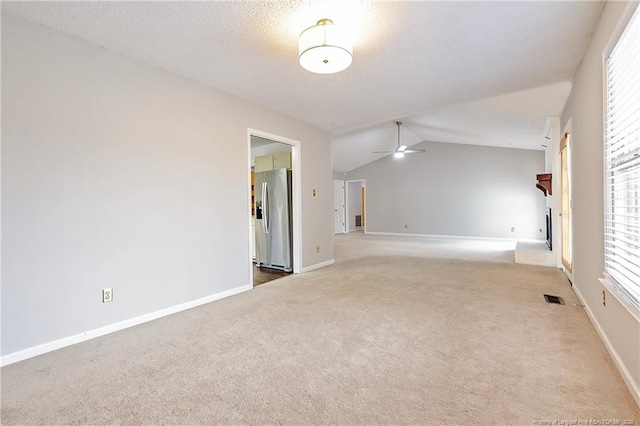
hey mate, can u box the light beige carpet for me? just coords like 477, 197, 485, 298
1, 233, 638, 425
515, 240, 556, 267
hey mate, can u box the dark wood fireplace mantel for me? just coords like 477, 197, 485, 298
536, 173, 552, 196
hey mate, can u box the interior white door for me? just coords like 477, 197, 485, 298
333, 180, 345, 234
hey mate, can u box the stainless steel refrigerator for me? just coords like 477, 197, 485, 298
255, 168, 293, 272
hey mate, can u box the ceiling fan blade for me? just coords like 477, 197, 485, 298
372, 122, 426, 155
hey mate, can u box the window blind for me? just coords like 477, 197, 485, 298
604, 5, 640, 311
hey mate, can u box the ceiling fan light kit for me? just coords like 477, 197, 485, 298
373, 122, 426, 158
299, 19, 353, 74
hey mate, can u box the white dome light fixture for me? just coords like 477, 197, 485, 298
299, 19, 353, 74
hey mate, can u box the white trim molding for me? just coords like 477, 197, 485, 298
365, 231, 541, 244
0, 285, 252, 367
301, 259, 335, 273
573, 283, 640, 408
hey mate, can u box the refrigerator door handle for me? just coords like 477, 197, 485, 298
262, 181, 269, 234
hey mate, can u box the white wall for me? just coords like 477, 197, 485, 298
346, 142, 546, 240
332, 171, 346, 180
1, 15, 334, 359
560, 1, 640, 405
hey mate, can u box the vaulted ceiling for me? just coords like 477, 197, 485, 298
2, 1, 605, 172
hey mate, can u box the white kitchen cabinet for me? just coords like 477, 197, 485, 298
254, 155, 274, 172
254, 151, 291, 172
273, 151, 292, 169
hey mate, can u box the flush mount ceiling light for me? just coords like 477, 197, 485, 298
299, 19, 353, 74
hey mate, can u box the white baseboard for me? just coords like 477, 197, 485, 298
365, 231, 541, 243
301, 259, 335, 273
0, 284, 252, 367
572, 284, 640, 408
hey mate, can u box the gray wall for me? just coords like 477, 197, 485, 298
560, 1, 640, 402
1, 15, 334, 357
347, 142, 546, 240
333, 171, 346, 180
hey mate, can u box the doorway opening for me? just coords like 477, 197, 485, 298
560, 130, 573, 277
333, 180, 346, 234
346, 180, 365, 233
248, 129, 301, 287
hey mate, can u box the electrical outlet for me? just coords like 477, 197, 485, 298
102, 288, 113, 303
602, 290, 606, 307
404, 224, 408, 229
511, 227, 515, 232
312, 189, 316, 196
316, 245, 320, 253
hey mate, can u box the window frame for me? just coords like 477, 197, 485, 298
600, 1, 640, 322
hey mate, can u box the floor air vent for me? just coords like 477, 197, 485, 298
544, 294, 565, 305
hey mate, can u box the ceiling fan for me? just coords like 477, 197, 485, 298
373, 121, 425, 158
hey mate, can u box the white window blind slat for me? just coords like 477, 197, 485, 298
607, 66, 640, 91
606, 116, 640, 139
607, 85, 640, 111
605, 222, 639, 230
606, 161, 640, 175
605, 230, 640, 242
605, 247, 640, 267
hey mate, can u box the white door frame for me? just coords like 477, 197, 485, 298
333, 179, 346, 234
559, 119, 573, 281
247, 128, 302, 287
345, 179, 366, 233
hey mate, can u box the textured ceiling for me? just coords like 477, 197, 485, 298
2, 1, 605, 172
